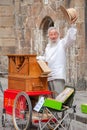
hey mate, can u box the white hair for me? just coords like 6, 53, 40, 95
47, 26, 59, 35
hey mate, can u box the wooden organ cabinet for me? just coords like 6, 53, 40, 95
7, 54, 50, 92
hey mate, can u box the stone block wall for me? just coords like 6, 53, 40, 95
0, 0, 16, 55
0, 0, 87, 90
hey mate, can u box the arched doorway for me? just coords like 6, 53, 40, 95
39, 16, 54, 53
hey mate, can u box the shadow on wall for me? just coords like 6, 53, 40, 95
0, 56, 8, 73
76, 77, 87, 90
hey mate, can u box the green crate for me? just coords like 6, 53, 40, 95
81, 104, 87, 114
43, 98, 62, 110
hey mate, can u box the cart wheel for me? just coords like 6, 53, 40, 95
2, 114, 5, 127
2, 109, 6, 127
13, 92, 32, 130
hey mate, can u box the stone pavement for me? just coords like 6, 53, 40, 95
0, 77, 87, 130
70, 91, 87, 130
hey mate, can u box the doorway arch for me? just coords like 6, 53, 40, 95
40, 16, 54, 51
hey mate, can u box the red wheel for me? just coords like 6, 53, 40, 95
13, 92, 32, 130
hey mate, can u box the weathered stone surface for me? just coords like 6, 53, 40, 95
0, 17, 14, 27
0, 38, 16, 46
0, 28, 15, 38
0, 0, 13, 5
0, 0, 86, 89
0, 6, 14, 16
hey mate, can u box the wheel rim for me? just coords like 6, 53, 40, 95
13, 92, 32, 130
2, 114, 5, 127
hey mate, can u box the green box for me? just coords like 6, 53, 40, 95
43, 98, 62, 110
81, 104, 87, 114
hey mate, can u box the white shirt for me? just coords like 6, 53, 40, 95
37, 26, 77, 81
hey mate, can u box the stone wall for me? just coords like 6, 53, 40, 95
0, 0, 16, 55
65, 0, 86, 90
0, 0, 87, 90
85, 0, 87, 86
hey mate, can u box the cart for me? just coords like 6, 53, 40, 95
1, 54, 51, 130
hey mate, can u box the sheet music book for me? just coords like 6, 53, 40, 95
37, 60, 51, 74
56, 87, 74, 103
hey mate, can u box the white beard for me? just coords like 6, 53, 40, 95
49, 39, 58, 46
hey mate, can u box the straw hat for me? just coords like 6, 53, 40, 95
60, 6, 78, 24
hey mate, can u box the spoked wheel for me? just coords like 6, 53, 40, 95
2, 114, 5, 127
2, 109, 6, 127
13, 92, 32, 130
